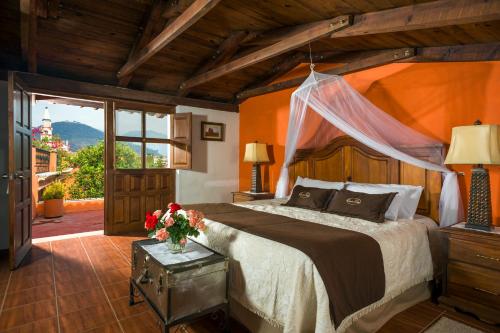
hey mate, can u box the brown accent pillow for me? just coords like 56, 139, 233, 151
284, 185, 335, 211
324, 189, 396, 223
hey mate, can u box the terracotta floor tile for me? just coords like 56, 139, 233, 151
3, 285, 55, 309
120, 311, 161, 333
0, 299, 57, 330
84, 322, 123, 333
103, 281, 130, 300
59, 303, 117, 333
111, 296, 148, 320
97, 267, 130, 286
8, 272, 53, 292
33, 210, 103, 239
56, 276, 99, 296
58, 289, 109, 315
0, 317, 58, 333
55, 267, 95, 283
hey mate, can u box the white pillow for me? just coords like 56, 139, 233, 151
347, 182, 423, 220
295, 176, 344, 190
346, 183, 404, 221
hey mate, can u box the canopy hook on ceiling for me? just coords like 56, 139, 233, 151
308, 42, 316, 72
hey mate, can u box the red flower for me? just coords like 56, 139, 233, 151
144, 212, 159, 231
168, 202, 182, 214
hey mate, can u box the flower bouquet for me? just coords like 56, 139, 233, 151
144, 202, 206, 253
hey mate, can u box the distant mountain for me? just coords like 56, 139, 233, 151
52, 121, 103, 151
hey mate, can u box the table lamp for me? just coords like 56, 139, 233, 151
444, 121, 500, 231
244, 142, 270, 193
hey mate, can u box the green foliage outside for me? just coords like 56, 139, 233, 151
61, 141, 144, 199
115, 142, 142, 169
42, 181, 65, 200
66, 141, 106, 199
146, 153, 167, 168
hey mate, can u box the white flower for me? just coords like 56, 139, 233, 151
177, 209, 187, 218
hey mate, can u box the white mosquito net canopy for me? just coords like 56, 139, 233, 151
275, 70, 463, 227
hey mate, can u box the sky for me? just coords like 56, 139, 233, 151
32, 101, 105, 131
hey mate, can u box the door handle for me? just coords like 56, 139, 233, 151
1, 173, 7, 180
15, 174, 24, 180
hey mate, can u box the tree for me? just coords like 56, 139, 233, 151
67, 141, 105, 199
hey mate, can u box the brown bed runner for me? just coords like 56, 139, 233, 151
186, 203, 385, 328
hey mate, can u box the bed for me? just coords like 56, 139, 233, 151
192, 136, 444, 333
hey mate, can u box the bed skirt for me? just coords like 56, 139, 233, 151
230, 282, 431, 333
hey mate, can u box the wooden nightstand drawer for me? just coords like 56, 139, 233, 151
448, 261, 500, 296
447, 283, 500, 311
449, 238, 500, 270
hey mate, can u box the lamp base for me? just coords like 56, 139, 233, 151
250, 163, 263, 193
465, 167, 493, 231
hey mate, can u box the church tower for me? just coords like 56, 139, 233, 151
41, 107, 53, 139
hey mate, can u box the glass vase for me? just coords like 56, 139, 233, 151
166, 239, 186, 253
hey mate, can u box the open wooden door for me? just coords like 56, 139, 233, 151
7, 72, 33, 269
105, 102, 191, 235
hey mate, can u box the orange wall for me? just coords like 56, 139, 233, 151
240, 62, 500, 225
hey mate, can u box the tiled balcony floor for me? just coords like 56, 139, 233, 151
33, 210, 104, 239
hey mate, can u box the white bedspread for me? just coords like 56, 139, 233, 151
192, 199, 435, 333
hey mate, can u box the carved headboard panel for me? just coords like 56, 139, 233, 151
289, 136, 444, 223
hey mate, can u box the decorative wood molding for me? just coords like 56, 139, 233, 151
236, 48, 414, 100
331, 0, 500, 38
180, 15, 352, 90
117, 0, 221, 80
14, 72, 237, 112
20, 0, 38, 73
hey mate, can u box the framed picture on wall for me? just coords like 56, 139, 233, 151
201, 121, 225, 141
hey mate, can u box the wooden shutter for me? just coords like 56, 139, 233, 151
170, 113, 192, 169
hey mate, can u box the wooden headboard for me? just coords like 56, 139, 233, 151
289, 136, 444, 223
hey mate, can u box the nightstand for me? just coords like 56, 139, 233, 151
232, 191, 274, 203
438, 223, 500, 324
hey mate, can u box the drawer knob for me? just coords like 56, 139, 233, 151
476, 254, 500, 262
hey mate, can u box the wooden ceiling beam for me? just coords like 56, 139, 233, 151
180, 15, 352, 90
331, 0, 500, 38
118, 0, 168, 87
117, 0, 221, 80
15, 72, 237, 112
178, 30, 251, 96
407, 42, 500, 62
20, 0, 38, 73
235, 48, 415, 100
236, 52, 305, 102
162, 0, 194, 18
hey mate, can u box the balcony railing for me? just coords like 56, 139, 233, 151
35, 148, 50, 174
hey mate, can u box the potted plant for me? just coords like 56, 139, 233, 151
43, 181, 65, 218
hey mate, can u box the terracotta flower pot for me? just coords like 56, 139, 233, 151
44, 199, 64, 218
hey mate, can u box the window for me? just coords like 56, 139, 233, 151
114, 106, 191, 170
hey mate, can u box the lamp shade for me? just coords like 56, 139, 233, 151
444, 124, 500, 165
244, 143, 269, 163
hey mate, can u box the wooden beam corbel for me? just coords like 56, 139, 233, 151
117, 0, 221, 81
179, 15, 352, 90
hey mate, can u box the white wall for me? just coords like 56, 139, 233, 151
0, 81, 9, 249
175, 105, 239, 204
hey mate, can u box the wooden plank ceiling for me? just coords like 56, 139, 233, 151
0, 0, 499, 110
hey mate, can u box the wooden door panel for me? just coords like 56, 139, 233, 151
8, 73, 32, 269
106, 101, 177, 235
